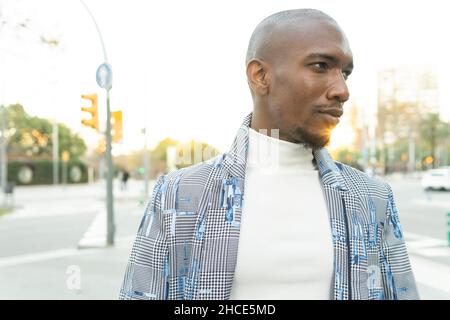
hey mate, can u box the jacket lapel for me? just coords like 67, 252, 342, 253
221, 114, 251, 180
313, 148, 354, 300
315, 148, 381, 300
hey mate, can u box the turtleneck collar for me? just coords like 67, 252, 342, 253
246, 127, 315, 170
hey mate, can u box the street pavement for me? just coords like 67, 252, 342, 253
0, 175, 448, 300
0, 179, 147, 300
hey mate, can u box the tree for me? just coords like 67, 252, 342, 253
376, 101, 420, 174
151, 137, 180, 163
175, 140, 221, 169
418, 113, 449, 168
113, 137, 221, 179
3, 103, 87, 161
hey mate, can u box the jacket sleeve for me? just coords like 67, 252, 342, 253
380, 183, 420, 300
119, 175, 169, 300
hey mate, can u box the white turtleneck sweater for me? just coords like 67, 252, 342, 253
229, 128, 334, 300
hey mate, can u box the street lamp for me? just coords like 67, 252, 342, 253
79, 0, 115, 246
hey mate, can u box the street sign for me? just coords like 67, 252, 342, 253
96, 63, 113, 90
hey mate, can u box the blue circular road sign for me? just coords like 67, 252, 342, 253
96, 63, 113, 89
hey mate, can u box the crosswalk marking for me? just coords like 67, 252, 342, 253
404, 232, 449, 257
413, 198, 450, 209
410, 255, 450, 297
0, 236, 135, 268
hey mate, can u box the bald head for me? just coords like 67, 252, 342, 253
245, 8, 353, 148
245, 9, 340, 65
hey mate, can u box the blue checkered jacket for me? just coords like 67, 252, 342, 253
119, 113, 419, 300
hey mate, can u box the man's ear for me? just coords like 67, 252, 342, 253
246, 59, 270, 96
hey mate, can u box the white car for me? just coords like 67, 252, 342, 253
421, 167, 450, 191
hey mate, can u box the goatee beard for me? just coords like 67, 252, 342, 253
294, 127, 330, 150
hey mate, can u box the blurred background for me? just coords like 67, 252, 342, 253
0, 0, 449, 299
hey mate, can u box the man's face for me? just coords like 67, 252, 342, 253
265, 19, 353, 148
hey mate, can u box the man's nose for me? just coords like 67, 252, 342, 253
326, 70, 350, 103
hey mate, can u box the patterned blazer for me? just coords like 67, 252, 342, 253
119, 113, 419, 300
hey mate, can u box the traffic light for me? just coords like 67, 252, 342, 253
81, 94, 99, 131
111, 110, 123, 143
96, 138, 106, 155
425, 156, 433, 165
61, 150, 70, 162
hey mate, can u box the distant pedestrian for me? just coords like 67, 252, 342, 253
120, 169, 130, 191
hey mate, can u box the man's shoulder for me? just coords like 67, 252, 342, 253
334, 161, 391, 195
158, 153, 226, 187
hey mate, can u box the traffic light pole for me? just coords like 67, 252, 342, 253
80, 0, 114, 246
79, 0, 107, 62
105, 89, 115, 245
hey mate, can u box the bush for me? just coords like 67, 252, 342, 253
7, 160, 88, 185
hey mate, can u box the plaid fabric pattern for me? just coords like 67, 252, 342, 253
119, 112, 419, 300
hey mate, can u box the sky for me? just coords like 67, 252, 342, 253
1, 0, 450, 155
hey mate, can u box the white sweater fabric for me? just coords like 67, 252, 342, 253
229, 128, 334, 300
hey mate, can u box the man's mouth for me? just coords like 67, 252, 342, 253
317, 107, 343, 125
318, 107, 343, 118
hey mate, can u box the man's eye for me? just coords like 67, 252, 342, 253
311, 62, 328, 71
342, 70, 352, 80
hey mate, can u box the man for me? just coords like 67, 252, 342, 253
119, 9, 419, 300
120, 169, 130, 191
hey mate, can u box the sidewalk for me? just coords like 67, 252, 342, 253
1, 178, 149, 220
0, 179, 151, 299
0, 202, 143, 299
0, 236, 136, 299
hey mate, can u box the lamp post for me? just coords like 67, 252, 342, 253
80, 0, 115, 246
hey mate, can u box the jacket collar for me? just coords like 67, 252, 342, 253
222, 112, 349, 192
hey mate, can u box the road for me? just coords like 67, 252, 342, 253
0, 180, 145, 257
385, 175, 450, 266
